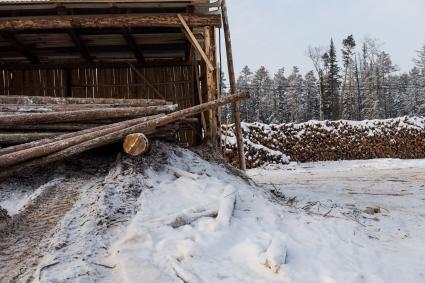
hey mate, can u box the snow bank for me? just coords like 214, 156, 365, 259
107, 144, 425, 283
222, 116, 425, 168
109, 144, 292, 282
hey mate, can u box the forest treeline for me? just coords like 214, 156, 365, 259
222, 36, 425, 124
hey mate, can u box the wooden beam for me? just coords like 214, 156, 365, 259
177, 14, 215, 72
194, 63, 207, 135
0, 31, 39, 64
204, 26, 218, 146
68, 29, 93, 61
0, 14, 222, 31
0, 60, 198, 70
221, 0, 246, 171
122, 28, 145, 63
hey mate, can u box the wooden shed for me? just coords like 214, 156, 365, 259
0, 0, 246, 169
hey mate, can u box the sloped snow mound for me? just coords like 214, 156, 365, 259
106, 144, 425, 283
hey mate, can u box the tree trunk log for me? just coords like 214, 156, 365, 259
0, 104, 177, 126
0, 123, 99, 131
0, 132, 60, 145
0, 103, 169, 113
0, 95, 169, 106
123, 133, 149, 157
0, 92, 249, 180
0, 115, 163, 167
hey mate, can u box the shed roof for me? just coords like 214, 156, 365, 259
0, 0, 221, 65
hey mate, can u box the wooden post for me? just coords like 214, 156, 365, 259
194, 63, 207, 135
221, 0, 246, 171
204, 26, 218, 147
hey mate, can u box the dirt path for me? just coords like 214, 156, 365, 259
0, 179, 83, 283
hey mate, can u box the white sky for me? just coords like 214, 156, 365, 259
225, 0, 425, 75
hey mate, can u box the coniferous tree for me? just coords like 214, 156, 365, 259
341, 35, 357, 119
404, 67, 425, 116
237, 66, 253, 121
287, 66, 303, 122
251, 66, 273, 123
273, 68, 289, 123
303, 71, 320, 121
322, 39, 341, 120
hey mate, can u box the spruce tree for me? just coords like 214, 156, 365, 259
303, 71, 320, 121
273, 68, 289, 123
287, 66, 303, 122
322, 39, 341, 120
237, 66, 253, 121
341, 35, 356, 120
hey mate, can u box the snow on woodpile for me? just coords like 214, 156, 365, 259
222, 116, 425, 168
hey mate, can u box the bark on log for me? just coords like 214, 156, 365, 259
123, 133, 149, 157
221, 0, 246, 171
0, 95, 169, 106
0, 92, 249, 180
0, 123, 99, 131
0, 115, 164, 156
0, 115, 163, 167
0, 104, 177, 126
0, 103, 169, 113
0, 132, 59, 145
0, 14, 222, 31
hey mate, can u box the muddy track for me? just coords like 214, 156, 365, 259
0, 179, 83, 283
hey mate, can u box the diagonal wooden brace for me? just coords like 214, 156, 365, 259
178, 14, 215, 72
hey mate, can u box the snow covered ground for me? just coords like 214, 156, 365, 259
102, 153, 425, 283
108, 156, 425, 283
1, 144, 424, 283
248, 159, 425, 283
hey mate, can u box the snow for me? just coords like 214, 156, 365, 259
107, 149, 425, 283
248, 159, 425, 283
2, 143, 425, 282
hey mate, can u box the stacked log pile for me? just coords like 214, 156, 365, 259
0, 93, 249, 180
222, 117, 425, 168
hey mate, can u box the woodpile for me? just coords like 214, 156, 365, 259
0, 93, 249, 180
222, 117, 425, 168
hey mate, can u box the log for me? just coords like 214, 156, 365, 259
0, 95, 169, 106
0, 132, 60, 145
221, 0, 246, 171
123, 133, 149, 157
0, 104, 177, 126
0, 92, 249, 180
0, 14, 222, 31
0, 123, 99, 131
0, 103, 169, 113
0, 115, 163, 167
0, 115, 164, 156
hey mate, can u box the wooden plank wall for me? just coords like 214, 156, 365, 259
0, 64, 200, 145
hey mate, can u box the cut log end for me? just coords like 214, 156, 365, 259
123, 133, 149, 157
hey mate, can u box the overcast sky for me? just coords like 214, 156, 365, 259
225, 0, 425, 76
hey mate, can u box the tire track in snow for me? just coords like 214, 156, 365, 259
0, 179, 82, 282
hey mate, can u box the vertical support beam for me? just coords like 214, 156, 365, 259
194, 63, 207, 135
221, 0, 246, 171
204, 26, 218, 147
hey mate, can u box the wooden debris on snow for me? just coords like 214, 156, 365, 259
261, 237, 287, 274
215, 184, 237, 230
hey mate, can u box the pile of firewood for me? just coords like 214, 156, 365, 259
222, 117, 425, 168
0, 93, 249, 180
